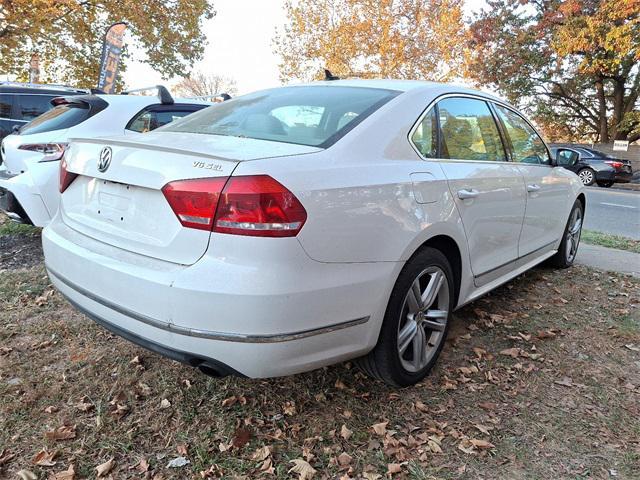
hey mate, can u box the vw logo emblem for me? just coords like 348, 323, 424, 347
98, 146, 112, 172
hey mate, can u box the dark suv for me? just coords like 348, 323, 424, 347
0, 82, 88, 143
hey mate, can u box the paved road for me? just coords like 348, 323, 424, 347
583, 187, 640, 239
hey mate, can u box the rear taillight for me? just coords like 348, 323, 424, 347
19, 143, 67, 162
605, 160, 624, 170
162, 178, 227, 230
59, 157, 78, 193
162, 175, 307, 237
214, 175, 307, 237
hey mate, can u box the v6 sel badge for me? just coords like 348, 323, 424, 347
98, 146, 113, 172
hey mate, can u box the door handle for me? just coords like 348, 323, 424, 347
457, 189, 479, 200
527, 184, 541, 193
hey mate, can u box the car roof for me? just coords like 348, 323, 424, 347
0, 85, 86, 95
288, 78, 506, 103
93, 94, 212, 106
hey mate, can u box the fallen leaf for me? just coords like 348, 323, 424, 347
0, 449, 15, 466
500, 347, 520, 358
289, 458, 316, 479
160, 398, 171, 409
372, 421, 388, 436
387, 463, 403, 475
52, 464, 75, 480
232, 427, 252, 449
334, 379, 347, 390
337, 452, 352, 467
340, 424, 352, 441
554, 377, 573, 387
44, 405, 58, 414
44, 425, 76, 441
470, 438, 495, 449
32, 448, 58, 466
252, 445, 272, 461
75, 396, 94, 412
95, 457, 115, 477
16, 470, 37, 480
136, 458, 150, 473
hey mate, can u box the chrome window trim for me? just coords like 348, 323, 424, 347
47, 266, 369, 343
407, 92, 553, 166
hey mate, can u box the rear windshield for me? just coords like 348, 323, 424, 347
20, 102, 91, 135
161, 86, 400, 147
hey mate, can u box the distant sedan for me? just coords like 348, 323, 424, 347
550, 144, 633, 187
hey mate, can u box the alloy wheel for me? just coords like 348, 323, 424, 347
565, 207, 582, 262
578, 169, 594, 185
396, 266, 449, 373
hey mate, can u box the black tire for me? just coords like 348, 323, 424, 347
357, 247, 455, 387
597, 181, 614, 188
549, 199, 584, 269
577, 168, 596, 186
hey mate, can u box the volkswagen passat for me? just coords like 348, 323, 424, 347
43, 80, 585, 386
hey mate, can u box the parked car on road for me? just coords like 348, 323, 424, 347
0, 82, 89, 144
43, 80, 585, 386
550, 144, 633, 187
0, 87, 211, 225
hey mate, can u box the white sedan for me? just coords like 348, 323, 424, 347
0, 88, 210, 226
42, 80, 584, 386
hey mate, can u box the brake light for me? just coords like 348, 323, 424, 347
19, 143, 67, 162
162, 178, 227, 230
605, 160, 624, 170
214, 175, 307, 237
59, 157, 78, 193
162, 175, 307, 237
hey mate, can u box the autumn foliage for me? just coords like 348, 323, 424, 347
0, 0, 215, 89
274, 0, 468, 82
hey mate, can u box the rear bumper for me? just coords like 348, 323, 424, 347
43, 218, 397, 378
595, 169, 633, 183
0, 169, 51, 226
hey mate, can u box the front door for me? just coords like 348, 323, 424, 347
434, 97, 526, 284
493, 104, 568, 257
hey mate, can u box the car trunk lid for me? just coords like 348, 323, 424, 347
60, 134, 320, 265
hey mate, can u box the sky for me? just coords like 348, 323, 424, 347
122, 0, 489, 96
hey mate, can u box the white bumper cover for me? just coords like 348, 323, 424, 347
43, 218, 399, 377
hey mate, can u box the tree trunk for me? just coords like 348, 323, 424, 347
594, 77, 609, 143
611, 78, 626, 140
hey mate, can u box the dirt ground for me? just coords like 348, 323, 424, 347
0, 219, 639, 479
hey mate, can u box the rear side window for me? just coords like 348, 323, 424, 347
438, 97, 506, 162
161, 86, 400, 147
411, 108, 437, 158
0, 95, 12, 118
20, 103, 90, 135
127, 108, 201, 133
17, 95, 54, 121
494, 105, 551, 165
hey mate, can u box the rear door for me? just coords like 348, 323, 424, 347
493, 104, 568, 257
0, 94, 16, 145
434, 96, 526, 285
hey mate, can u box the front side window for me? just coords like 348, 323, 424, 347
555, 148, 579, 167
438, 97, 506, 162
18, 95, 54, 121
495, 105, 550, 165
411, 108, 437, 158
161, 86, 400, 147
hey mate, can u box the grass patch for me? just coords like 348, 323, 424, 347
581, 229, 640, 253
0, 259, 639, 479
0, 219, 39, 237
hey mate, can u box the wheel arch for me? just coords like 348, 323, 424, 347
408, 234, 463, 307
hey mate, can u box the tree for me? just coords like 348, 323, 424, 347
274, 0, 468, 83
467, 0, 640, 143
0, 0, 215, 89
173, 71, 237, 97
